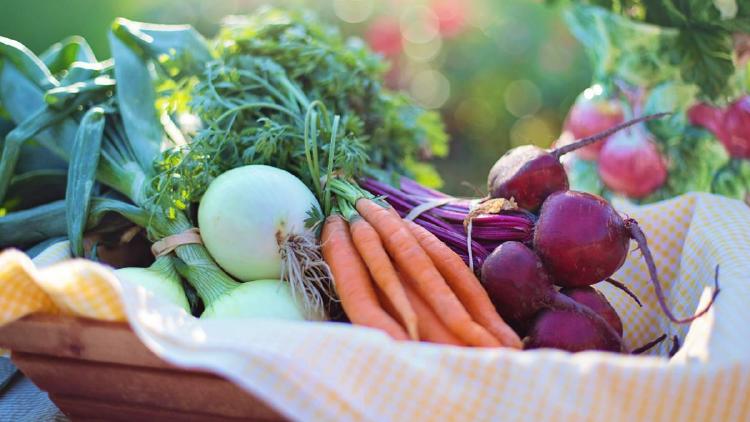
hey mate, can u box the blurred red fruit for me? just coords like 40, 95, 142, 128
564, 90, 625, 160
431, 0, 467, 38
366, 17, 402, 57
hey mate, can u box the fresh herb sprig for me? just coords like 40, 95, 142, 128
153, 8, 448, 220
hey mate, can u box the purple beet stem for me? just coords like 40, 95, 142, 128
361, 177, 534, 269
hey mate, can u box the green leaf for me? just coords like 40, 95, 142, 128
152, 8, 448, 216
39, 36, 97, 75
566, 156, 604, 195
108, 26, 163, 175
673, 29, 735, 100
0, 200, 67, 247
404, 158, 444, 189
87, 196, 149, 228
4, 169, 67, 211
643, 81, 698, 140
66, 107, 106, 257
0, 68, 69, 175
710, 158, 750, 199
0, 58, 137, 207
111, 18, 212, 78
715, 17, 750, 32
0, 60, 78, 160
0, 60, 99, 204
0, 100, 71, 203
563, 2, 746, 101
0, 36, 58, 90
564, 5, 679, 84
44, 76, 116, 109
0, 196, 148, 248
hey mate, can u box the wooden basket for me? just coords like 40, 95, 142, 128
0, 315, 287, 422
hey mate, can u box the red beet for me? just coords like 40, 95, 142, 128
689, 97, 750, 159
534, 191, 629, 287
687, 102, 725, 139
487, 113, 668, 211
487, 146, 569, 212
720, 97, 750, 159
480, 241, 625, 352
561, 286, 623, 337
534, 190, 720, 324
597, 128, 668, 198
564, 90, 625, 160
480, 241, 556, 321
524, 301, 668, 354
524, 308, 622, 352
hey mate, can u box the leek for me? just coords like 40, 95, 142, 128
66, 107, 105, 256
0, 31, 245, 317
0, 197, 147, 248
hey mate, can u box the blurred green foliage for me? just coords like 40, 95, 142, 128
0, 0, 590, 194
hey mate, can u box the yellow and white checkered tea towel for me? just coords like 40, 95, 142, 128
0, 192, 749, 422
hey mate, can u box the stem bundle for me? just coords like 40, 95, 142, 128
360, 178, 535, 269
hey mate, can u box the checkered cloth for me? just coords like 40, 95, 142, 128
0, 192, 748, 421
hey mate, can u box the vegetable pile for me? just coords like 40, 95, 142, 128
552, 3, 750, 204
367, 114, 719, 352
0, 7, 720, 353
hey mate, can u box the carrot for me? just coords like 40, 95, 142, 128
400, 276, 465, 346
350, 217, 419, 340
355, 198, 501, 347
382, 274, 465, 346
321, 215, 409, 341
406, 220, 522, 349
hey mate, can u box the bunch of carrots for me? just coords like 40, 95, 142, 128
323, 180, 522, 348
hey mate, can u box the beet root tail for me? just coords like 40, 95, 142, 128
631, 333, 667, 355
626, 219, 720, 324
668, 335, 681, 358
551, 112, 671, 159
604, 278, 643, 307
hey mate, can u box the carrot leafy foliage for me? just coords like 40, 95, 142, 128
152, 8, 448, 219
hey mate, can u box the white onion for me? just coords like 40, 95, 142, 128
198, 165, 320, 282
115, 257, 190, 312
202, 279, 305, 320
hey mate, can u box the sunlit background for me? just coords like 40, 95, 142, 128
0, 0, 591, 194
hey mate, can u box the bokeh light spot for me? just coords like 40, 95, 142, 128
583, 83, 604, 100
410, 69, 451, 109
504, 79, 542, 117
454, 98, 497, 135
510, 115, 554, 147
333, 0, 374, 24
401, 5, 440, 44
404, 36, 442, 62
